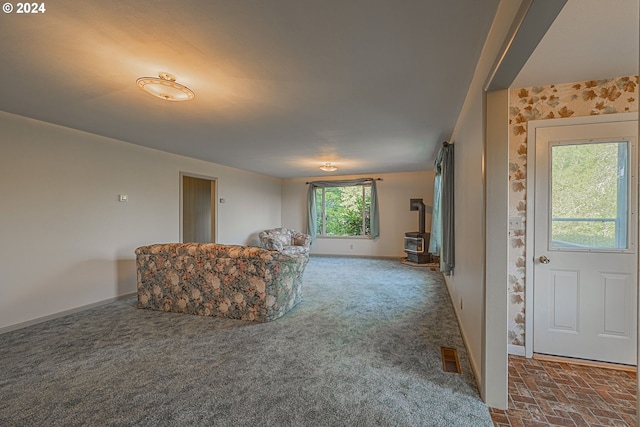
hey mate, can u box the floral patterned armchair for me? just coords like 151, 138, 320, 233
259, 227, 311, 256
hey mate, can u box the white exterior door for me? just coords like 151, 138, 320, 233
533, 120, 638, 365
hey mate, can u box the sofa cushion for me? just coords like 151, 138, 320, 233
280, 246, 310, 256
259, 228, 291, 250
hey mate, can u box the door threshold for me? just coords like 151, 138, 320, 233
533, 353, 637, 373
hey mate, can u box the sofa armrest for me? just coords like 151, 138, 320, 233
292, 232, 311, 248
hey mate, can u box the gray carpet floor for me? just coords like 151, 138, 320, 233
0, 256, 492, 426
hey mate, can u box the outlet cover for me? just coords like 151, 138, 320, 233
508, 216, 523, 230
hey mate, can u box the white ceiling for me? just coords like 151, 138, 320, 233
513, 0, 638, 88
0, 0, 637, 178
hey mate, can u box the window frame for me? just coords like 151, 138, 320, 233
315, 183, 372, 238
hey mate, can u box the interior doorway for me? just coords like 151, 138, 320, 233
525, 113, 639, 366
181, 173, 217, 243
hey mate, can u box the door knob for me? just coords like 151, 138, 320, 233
539, 255, 550, 264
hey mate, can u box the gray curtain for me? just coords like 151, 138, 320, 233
429, 143, 454, 274
428, 173, 442, 255
306, 178, 380, 241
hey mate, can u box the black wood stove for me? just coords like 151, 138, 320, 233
404, 199, 431, 264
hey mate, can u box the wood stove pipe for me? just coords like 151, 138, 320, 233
410, 198, 426, 234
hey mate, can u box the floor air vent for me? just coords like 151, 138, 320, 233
441, 347, 461, 374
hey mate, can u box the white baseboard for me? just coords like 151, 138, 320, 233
508, 344, 525, 356
0, 292, 137, 335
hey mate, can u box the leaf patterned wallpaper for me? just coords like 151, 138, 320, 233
507, 75, 638, 346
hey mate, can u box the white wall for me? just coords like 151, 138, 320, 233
447, 0, 522, 409
448, 89, 486, 382
282, 172, 434, 257
0, 111, 282, 330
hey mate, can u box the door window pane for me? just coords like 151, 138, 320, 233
550, 141, 629, 250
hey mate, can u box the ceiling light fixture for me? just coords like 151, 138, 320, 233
136, 72, 195, 102
319, 162, 338, 172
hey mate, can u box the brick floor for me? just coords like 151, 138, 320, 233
490, 355, 637, 427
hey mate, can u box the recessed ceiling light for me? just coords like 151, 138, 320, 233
136, 72, 195, 102
319, 162, 337, 172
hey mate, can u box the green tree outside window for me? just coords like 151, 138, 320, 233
315, 185, 371, 236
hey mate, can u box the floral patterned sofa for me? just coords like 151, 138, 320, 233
135, 243, 309, 322
259, 228, 311, 256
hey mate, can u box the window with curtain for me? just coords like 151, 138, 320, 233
307, 178, 380, 241
429, 143, 454, 274
314, 185, 371, 237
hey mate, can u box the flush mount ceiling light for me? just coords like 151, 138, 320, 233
319, 162, 338, 172
136, 72, 195, 101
